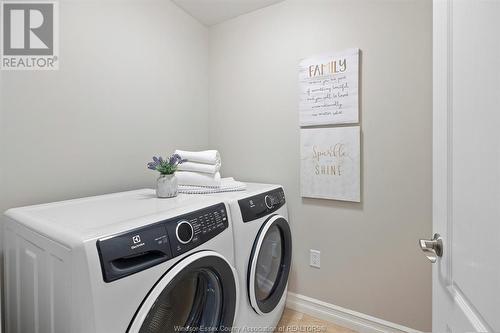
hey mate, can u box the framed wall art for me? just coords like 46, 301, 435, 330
299, 48, 359, 126
300, 126, 360, 202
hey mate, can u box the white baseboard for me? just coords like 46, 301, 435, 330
285, 292, 423, 333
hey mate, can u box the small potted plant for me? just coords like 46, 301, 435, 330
147, 154, 185, 198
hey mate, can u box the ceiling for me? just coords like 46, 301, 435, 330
172, 0, 285, 26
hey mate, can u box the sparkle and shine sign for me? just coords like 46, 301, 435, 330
300, 126, 360, 202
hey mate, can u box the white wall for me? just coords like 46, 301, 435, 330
0, 0, 209, 211
208, 0, 432, 331
0, 0, 209, 328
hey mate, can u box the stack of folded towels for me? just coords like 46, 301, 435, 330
175, 149, 222, 187
175, 149, 246, 193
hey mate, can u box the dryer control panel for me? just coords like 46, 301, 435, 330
97, 203, 228, 282
238, 188, 286, 222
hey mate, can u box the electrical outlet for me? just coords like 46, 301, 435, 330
310, 249, 321, 268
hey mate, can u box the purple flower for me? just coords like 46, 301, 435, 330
147, 156, 160, 169
168, 153, 186, 166
147, 162, 157, 170
147, 153, 186, 174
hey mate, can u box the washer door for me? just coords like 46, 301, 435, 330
128, 251, 237, 333
248, 215, 292, 315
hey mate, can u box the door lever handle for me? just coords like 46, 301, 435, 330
419, 233, 443, 263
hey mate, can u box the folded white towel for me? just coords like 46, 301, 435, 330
177, 161, 220, 174
176, 171, 221, 187
178, 178, 246, 194
175, 150, 221, 166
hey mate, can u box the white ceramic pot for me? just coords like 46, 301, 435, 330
156, 174, 178, 198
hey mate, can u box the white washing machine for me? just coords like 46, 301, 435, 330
207, 183, 292, 332
3, 189, 239, 333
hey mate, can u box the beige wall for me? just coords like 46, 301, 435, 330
208, 0, 432, 330
1, 0, 432, 331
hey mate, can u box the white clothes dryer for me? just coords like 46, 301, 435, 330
207, 183, 292, 333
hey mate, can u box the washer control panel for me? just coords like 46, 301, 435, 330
238, 188, 285, 222
166, 203, 228, 257
97, 203, 228, 282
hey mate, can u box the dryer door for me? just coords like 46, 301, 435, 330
128, 251, 238, 333
248, 215, 292, 315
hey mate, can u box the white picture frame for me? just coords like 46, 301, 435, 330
300, 126, 361, 202
299, 48, 359, 126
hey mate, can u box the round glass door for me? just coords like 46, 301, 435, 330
128, 252, 237, 333
255, 225, 282, 301
249, 215, 292, 315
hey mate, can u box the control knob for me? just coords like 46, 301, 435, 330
176, 220, 194, 244
265, 195, 274, 209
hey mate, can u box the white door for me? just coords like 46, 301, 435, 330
430, 0, 500, 332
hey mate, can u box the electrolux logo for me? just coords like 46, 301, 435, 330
131, 235, 144, 250
132, 235, 141, 244
1, 1, 59, 70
